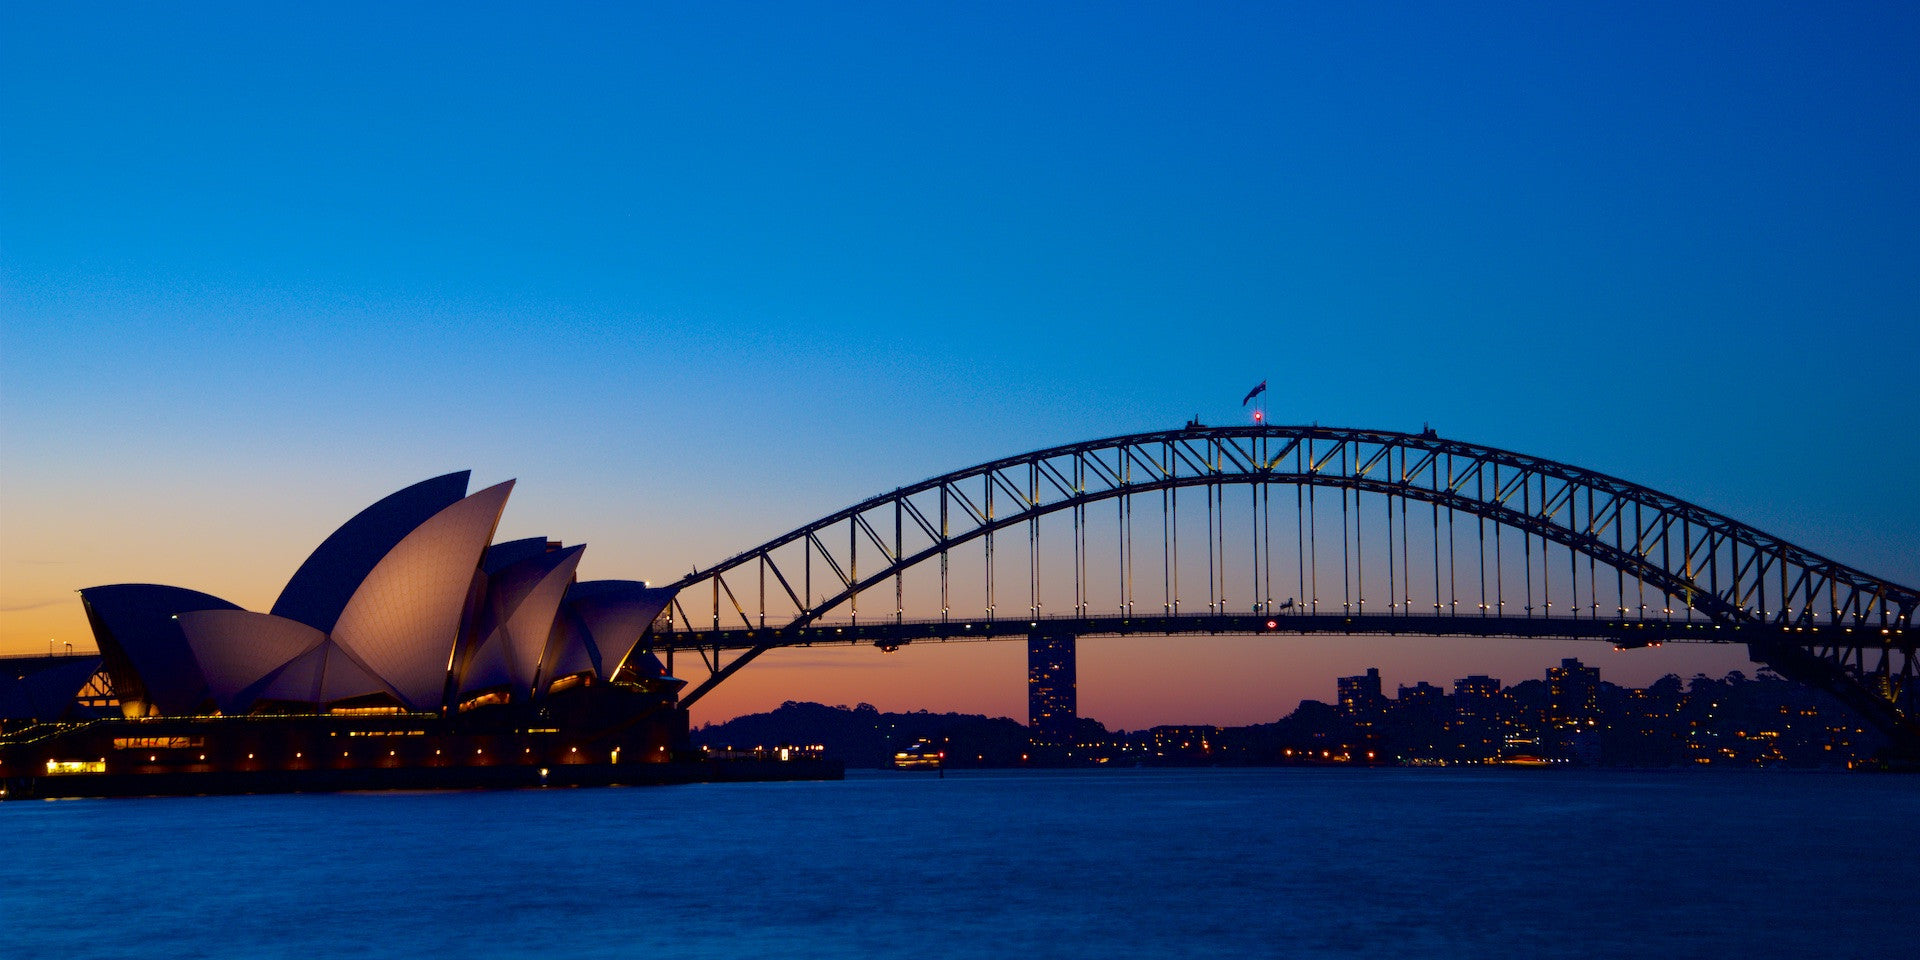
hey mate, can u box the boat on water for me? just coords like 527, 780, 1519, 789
892, 738, 944, 769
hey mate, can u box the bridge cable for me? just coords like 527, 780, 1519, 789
1342, 462, 1352, 614
985, 473, 994, 618
1477, 465, 1487, 618
1402, 451, 1411, 614
1432, 480, 1442, 614
1297, 472, 1313, 614
1523, 476, 1533, 617
1308, 472, 1318, 613
939, 484, 949, 621
1448, 453, 1458, 616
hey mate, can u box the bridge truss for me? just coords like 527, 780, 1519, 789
656, 426, 1918, 748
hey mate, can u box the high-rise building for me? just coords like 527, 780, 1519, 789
1453, 674, 1503, 761
1548, 657, 1601, 726
1397, 681, 1449, 720
1337, 668, 1385, 719
1028, 632, 1076, 756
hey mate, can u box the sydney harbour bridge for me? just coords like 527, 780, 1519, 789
652, 425, 1920, 755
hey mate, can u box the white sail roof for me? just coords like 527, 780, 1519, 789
179, 609, 397, 713
79, 584, 240, 716
541, 604, 599, 684
461, 543, 585, 698
329, 481, 514, 710
272, 472, 471, 633
548, 580, 677, 683
80, 473, 678, 717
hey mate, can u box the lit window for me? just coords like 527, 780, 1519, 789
45, 760, 106, 775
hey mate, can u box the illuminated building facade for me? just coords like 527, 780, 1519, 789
1149, 725, 1220, 758
1452, 674, 1503, 761
1027, 631, 1076, 756
1337, 668, 1385, 719
0, 473, 837, 798
75, 472, 680, 718
1547, 657, 1601, 727
1396, 681, 1448, 720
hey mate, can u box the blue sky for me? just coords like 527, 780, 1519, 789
4, 3, 1916, 724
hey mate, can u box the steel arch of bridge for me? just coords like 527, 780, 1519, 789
658, 425, 1918, 745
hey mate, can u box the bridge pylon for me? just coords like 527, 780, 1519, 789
1028, 630, 1077, 762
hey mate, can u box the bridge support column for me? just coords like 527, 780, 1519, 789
1028, 631, 1077, 763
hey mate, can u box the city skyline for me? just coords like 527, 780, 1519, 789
3, 450, 1883, 731
5, 4, 1918, 729
698, 648, 1866, 760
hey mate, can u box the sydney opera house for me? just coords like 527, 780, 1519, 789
1, 472, 832, 798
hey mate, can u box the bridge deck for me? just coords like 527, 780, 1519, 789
655, 613, 1908, 653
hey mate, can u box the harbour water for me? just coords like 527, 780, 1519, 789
3, 768, 1913, 958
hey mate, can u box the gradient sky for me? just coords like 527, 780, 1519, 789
4, 3, 1916, 729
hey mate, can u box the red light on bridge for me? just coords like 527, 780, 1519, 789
1266, 619, 1278, 629
1252, 410, 1265, 423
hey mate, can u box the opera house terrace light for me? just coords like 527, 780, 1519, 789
0, 472, 845, 799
